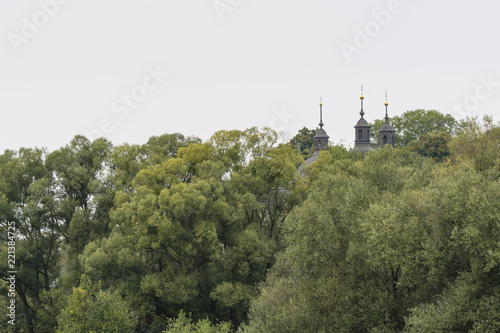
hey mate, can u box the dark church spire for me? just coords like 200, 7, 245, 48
379, 91, 395, 147
354, 84, 373, 154
313, 97, 329, 153
298, 98, 329, 176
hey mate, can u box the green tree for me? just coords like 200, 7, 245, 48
209, 129, 246, 173
109, 143, 147, 192
245, 142, 500, 332
290, 127, 316, 157
405, 163, 500, 332
243, 148, 440, 332
143, 133, 201, 165
0, 148, 59, 333
229, 143, 305, 239
35, 288, 67, 333
449, 115, 500, 173
81, 128, 304, 330
164, 311, 231, 333
209, 127, 278, 174
57, 284, 136, 333
45, 136, 113, 290
371, 109, 458, 147
301, 143, 359, 183
407, 131, 452, 162
0, 136, 116, 332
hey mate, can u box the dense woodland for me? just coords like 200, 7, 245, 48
1, 110, 500, 332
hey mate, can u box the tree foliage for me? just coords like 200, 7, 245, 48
3, 117, 500, 332
57, 283, 136, 333
243, 124, 500, 331
371, 109, 458, 147
290, 127, 317, 157
407, 131, 452, 162
449, 115, 500, 173
164, 311, 231, 333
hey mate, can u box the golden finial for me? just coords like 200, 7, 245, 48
359, 84, 365, 117
384, 91, 389, 122
320, 96, 322, 105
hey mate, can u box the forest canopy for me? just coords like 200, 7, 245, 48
1, 113, 500, 332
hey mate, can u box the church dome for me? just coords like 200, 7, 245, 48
380, 122, 394, 132
355, 117, 370, 127
314, 128, 329, 139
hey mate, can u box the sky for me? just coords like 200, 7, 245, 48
1, 0, 499, 152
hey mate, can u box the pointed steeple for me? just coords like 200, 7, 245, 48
354, 85, 373, 154
379, 91, 395, 147
298, 98, 330, 177
384, 91, 389, 122
313, 97, 329, 153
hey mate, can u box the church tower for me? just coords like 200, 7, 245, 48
379, 92, 395, 147
354, 85, 373, 153
313, 97, 329, 153
298, 98, 329, 177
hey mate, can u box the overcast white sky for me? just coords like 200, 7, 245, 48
1, 0, 499, 152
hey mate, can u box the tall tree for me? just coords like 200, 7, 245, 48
0, 148, 59, 333
289, 127, 317, 157
45, 136, 113, 289
80, 128, 304, 330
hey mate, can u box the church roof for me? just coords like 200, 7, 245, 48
380, 122, 395, 132
298, 151, 319, 178
355, 117, 370, 127
354, 144, 373, 154
298, 98, 328, 177
379, 92, 395, 132
314, 128, 329, 139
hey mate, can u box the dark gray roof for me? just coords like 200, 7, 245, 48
353, 143, 373, 154
314, 128, 329, 139
380, 122, 395, 132
355, 118, 370, 127
297, 152, 319, 178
